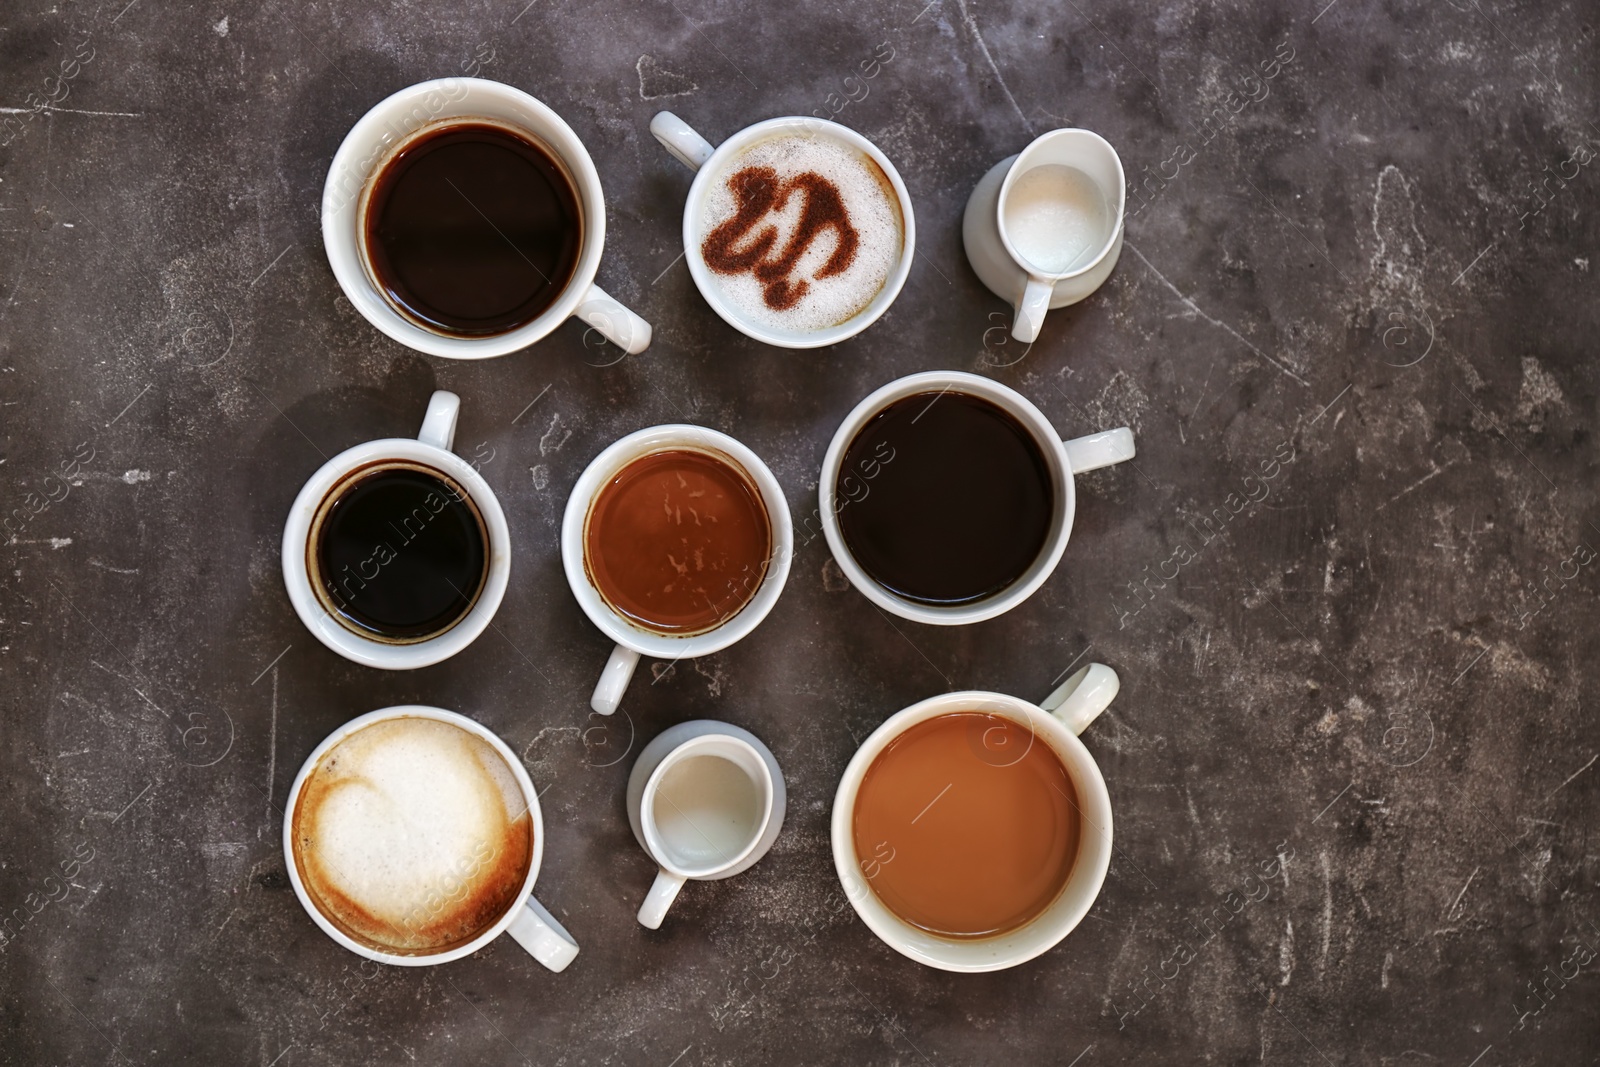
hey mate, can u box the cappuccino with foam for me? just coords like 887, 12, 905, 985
698, 131, 904, 333
290, 717, 532, 955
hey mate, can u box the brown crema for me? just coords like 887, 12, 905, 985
584, 448, 772, 635
852, 712, 1081, 939
701, 166, 859, 310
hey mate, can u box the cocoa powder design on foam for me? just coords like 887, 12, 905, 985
700, 166, 859, 311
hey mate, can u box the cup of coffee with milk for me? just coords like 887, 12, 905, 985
284, 706, 579, 971
832, 664, 1121, 971
650, 111, 915, 348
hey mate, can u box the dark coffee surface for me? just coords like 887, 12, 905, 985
584, 449, 771, 634
852, 712, 1081, 938
837, 391, 1053, 604
364, 123, 581, 335
315, 466, 487, 640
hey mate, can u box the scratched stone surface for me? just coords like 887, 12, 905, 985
2, 0, 1598, 1063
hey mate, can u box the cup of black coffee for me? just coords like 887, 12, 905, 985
282, 390, 510, 669
819, 371, 1134, 624
323, 78, 651, 358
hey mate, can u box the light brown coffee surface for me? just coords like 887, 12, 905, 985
291, 718, 533, 956
851, 712, 1081, 939
584, 448, 771, 635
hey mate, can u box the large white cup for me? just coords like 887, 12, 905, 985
625, 720, 785, 929
281, 390, 509, 669
963, 128, 1126, 342
831, 665, 1120, 972
649, 111, 916, 349
283, 705, 579, 971
323, 78, 651, 358
819, 371, 1133, 625
561, 426, 794, 715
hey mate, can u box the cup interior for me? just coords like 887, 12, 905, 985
831, 692, 1112, 972
998, 129, 1126, 281
681, 117, 917, 349
644, 736, 773, 877
561, 425, 794, 659
322, 78, 605, 359
819, 371, 1074, 625
282, 706, 546, 967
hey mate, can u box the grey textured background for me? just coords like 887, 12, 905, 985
3, 0, 1598, 1063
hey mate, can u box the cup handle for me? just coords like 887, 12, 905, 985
650, 111, 716, 171
576, 283, 652, 355
637, 868, 686, 929
505, 894, 580, 973
591, 643, 640, 716
417, 390, 460, 451
1041, 663, 1120, 736
1012, 275, 1055, 343
1062, 427, 1135, 474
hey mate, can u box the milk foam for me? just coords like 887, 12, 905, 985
1003, 164, 1110, 274
293, 718, 531, 953
699, 132, 903, 333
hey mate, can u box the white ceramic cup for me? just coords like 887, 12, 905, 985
648, 111, 916, 349
962, 128, 1127, 342
819, 371, 1134, 625
625, 719, 785, 929
561, 425, 794, 715
283, 705, 580, 971
832, 664, 1120, 972
281, 390, 509, 669
323, 77, 651, 358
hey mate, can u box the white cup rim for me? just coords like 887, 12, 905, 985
640, 734, 775, 878
281, 438, 510, 669
561, 424, 794, 658
321, 77, 606, 359
281, 705, 547, 967
996, 127, 1127, 282
818, 371, 1074, 625
679, 116, 917, 350
830, 690, 1113, 972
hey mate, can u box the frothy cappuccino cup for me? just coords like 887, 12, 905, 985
650, 111, 915, 349
283, 706, 579, 971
